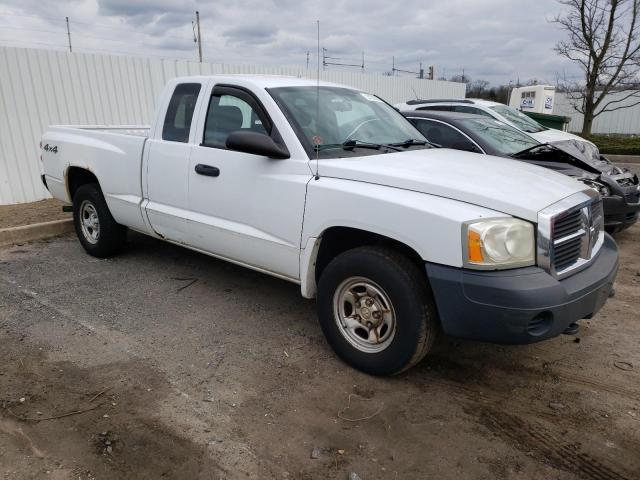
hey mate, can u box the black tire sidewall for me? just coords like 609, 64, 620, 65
317, 248, 434, 375
73, 184, 125, 257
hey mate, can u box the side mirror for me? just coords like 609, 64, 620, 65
226, 131, 290, 159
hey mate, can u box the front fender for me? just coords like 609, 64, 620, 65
299, 177, 509, 298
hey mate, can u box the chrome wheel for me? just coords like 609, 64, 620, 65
332, 277, 396, 353
79, 200, 100, 244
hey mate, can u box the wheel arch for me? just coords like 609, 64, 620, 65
300, 225, 427, 299
66, 166, 100, 201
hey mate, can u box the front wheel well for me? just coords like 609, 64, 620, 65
67, 167, 99, 200
314, 227, 426, 284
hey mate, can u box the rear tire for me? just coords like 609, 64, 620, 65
72, 183, 126, 258
317, 246, 438, 375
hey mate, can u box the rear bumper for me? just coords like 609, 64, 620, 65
425, 234, 619, 344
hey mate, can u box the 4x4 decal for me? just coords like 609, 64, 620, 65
43, 144, 58, 154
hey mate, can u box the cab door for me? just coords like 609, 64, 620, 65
186, 85, 311, 281
145, 82, 203, 243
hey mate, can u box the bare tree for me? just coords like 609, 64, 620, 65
554, 0, 640, 135
466, 79, 490, 98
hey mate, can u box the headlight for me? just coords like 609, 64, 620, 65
463, 218, 535, 269
578, 178, 610, 197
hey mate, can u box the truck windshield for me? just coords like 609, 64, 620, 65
490, 105, 546, 133
459, 117, 540, 156
268, 86, 429, 158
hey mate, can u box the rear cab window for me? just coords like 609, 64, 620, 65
162, 83, 202, 143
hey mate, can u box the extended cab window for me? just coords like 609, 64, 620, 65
162, 83, 201, 143
203, 88, 270, 148
412, 119, 479, 152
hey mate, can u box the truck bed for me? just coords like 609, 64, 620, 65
41, 125, 151, 233
54, 125, 150, 137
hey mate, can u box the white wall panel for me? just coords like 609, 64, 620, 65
555, 91, 640, 135
0, 46, 466, 204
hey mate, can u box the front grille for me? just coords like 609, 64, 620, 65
554, 236, 582, 270
553, 209, 582, 238
617, 177, 635, 187
538, 190, 604, 279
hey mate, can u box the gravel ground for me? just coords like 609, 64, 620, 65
0, 223, 639, 479
0, 199, 69, 229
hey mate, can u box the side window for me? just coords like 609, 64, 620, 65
412, 119, 478, 152
417, 105, 452, 112
162, 83, 201, 143
203, 89, 270, 148
452, 105, 492, 118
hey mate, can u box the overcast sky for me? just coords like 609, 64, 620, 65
0, 0, 579, 85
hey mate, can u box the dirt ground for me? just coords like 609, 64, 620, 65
0, 225, 639, 479
0, 199, 70, 229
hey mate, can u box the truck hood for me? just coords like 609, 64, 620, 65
318, 149, 587, 222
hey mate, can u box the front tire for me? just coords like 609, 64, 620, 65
317, 246, 438, 375
72, 183, 126, 258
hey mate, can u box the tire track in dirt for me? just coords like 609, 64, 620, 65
406, 361, 638, 480
480, 408, 635, 480
555, 372, 640, 402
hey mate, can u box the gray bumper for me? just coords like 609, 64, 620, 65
425, 234, 619, 344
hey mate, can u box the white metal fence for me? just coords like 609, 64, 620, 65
555, 91, 640, 135
0, 46, 465, 205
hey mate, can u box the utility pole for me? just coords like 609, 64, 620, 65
306, 50, 310, 70
419, 61, 423, 79
195, 11, 203, 63
361, 51, 364, 73
392, 57, 421, 77
65, 17, 72, 53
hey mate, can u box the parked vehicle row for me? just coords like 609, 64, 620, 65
41, 76, 619, 375
401, 110, 640, 233
395, 98, 600, 155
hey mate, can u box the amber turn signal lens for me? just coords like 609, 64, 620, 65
467, 230, 483, 263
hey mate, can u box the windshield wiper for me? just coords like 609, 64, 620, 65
509, 143, 555, 158
314, 139, 402, 152
389, 139, 433, 148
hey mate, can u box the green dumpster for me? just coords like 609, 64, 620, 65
522, 111, 571, 131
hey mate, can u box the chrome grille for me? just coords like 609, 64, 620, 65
554, 236, 582, 271
537, 190, 604, 279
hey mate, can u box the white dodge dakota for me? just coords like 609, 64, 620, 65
41, 75, 619, 375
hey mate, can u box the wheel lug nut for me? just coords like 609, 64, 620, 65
365, 298, 374, 306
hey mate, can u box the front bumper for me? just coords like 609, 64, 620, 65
603, 194, 639, 232
425, 234, 619, 344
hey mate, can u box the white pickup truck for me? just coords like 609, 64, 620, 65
41, 75, 619, 375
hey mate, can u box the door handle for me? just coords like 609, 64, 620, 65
195, 164, 220, 177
